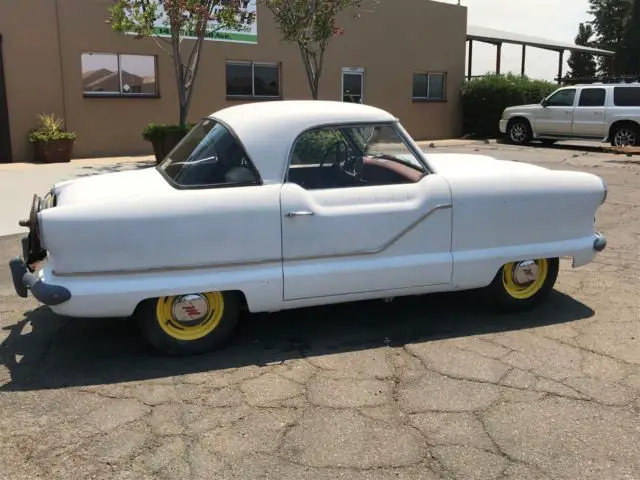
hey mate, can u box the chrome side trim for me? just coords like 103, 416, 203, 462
52, 257, 281, 278
285, 203, 453, 262
52, 203, 453, 277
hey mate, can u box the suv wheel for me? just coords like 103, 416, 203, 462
611, 123, 639, 147
507, 119, 532, 145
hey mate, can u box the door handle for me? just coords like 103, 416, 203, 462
565, 110, 572, 114
286, 211, 315, 217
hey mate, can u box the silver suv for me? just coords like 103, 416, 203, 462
499, 83, 640, 147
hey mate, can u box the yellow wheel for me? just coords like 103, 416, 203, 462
487, 258, 559, 312
136, 291, 240, 355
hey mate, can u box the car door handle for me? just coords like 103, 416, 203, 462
286, 211, 315, 217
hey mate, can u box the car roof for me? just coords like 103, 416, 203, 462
209, 100, 399, 183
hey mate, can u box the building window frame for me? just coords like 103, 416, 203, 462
225, 60, 282, 100
412, 72, 447, 103
81, 52, 160, 98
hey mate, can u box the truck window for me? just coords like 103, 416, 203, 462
546, 89, 576, 107
578, 88, 606, 107
613, 87, 640, 107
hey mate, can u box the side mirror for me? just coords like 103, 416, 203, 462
541, 99, 549, 107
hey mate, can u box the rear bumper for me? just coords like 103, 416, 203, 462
9, 255, 71, 306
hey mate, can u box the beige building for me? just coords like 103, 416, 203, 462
0, 0, 467, 163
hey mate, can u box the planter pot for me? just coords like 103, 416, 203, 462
32, 138, 75, 164
149, 131, 188, 164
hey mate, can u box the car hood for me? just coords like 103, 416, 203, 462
505, 104, 540, 110
53, 167, 172, 206
423, 153, 547, 177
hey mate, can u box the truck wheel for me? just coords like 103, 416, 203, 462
611, 123, 639, 147
506, 119, 532, 145
135, 291, 240, 355
485, 258, 559, 313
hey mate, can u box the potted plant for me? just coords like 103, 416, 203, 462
27, 113, 76, 163
142, 122, 195, 164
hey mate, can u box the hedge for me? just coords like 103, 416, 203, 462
461, 74, 558, 138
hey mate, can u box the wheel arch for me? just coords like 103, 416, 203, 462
133, 289, 250, 315
608, 119, 640, 138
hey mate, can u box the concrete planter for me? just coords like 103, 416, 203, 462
149, 131, 188, 164
32, 138, 75, 164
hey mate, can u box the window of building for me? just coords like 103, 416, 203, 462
412, 72, 446, 101
157, 118, 261, 189
287, 123, 427, 190
81, 53, 158, 97
578, 88, 606, 107
613, 87, 640, 106
225, 61, 280, 98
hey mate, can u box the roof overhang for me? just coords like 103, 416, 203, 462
467, 25, 615, 56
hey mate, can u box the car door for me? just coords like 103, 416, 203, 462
572, 87, 607, 137
280, 123, 453, 301
534, 88, 577, 136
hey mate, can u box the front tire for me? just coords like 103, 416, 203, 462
485, 258, 559, 313
135, 291, 240, 355
506, 119, 533, 145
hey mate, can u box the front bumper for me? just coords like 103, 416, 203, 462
9, 255, 71, 306
499, 119, 508, 134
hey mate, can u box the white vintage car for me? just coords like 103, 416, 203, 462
10, 101, 608, 354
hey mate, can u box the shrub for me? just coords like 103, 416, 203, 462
292, 129, 343, 164
142, 122, 196, 142
27, 113, 76, 143
461, 74, 558, 138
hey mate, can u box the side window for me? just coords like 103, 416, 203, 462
158, 119, 261, 188
287, 123, 427, 191
578, 88, 606, 107
546, 89, 576, 107
613, 87, 640, 106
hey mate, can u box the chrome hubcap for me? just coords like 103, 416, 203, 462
171, 294, 210, 325
512, 260, 539, 287
615, 129, 636, 147
510, 124, 527, 142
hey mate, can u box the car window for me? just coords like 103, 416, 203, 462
288, 123, 427, 190
613, 87, 640, 106
578, 88, 606, 107
157, 119, 261, 188
546, 89, 576, 107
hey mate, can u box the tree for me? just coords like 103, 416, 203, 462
108, 0, 242, 126
618, 0, 640, 74
263, 0, 377, 100
568, 23, 597, 79
588, 0, 633, 74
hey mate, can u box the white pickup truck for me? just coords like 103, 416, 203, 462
499, 83, 640, 147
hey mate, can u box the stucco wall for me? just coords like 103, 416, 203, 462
0, 0, 467, 162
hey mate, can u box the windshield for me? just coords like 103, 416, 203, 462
157, 118, 260, 188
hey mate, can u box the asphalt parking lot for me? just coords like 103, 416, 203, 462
1, 141, 639, 479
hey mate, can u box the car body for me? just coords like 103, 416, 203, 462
10, 100, 608, 354
499, 83, 640, 147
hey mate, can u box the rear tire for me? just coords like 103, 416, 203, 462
485, 258, 559, 313
135, 291, 240, 355
506, 119, 533, 145
610, 122, 639, 147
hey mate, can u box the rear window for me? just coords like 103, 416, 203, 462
157, 118, 261, 189
613, 87, 640, 107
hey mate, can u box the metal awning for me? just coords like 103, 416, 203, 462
465, 25, 615, 83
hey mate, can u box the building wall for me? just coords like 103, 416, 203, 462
1, 0, 467, 162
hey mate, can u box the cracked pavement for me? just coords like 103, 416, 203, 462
1, 141, 639, 479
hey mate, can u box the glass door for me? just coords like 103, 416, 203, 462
342, 67, 364, 103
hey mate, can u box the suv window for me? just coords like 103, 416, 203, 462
157, 118, 261, 189
546, 89, 576, 107
578, 88, 606, 107
613, 87, 640, 106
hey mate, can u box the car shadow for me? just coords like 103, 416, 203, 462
0, 289, 594, 392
